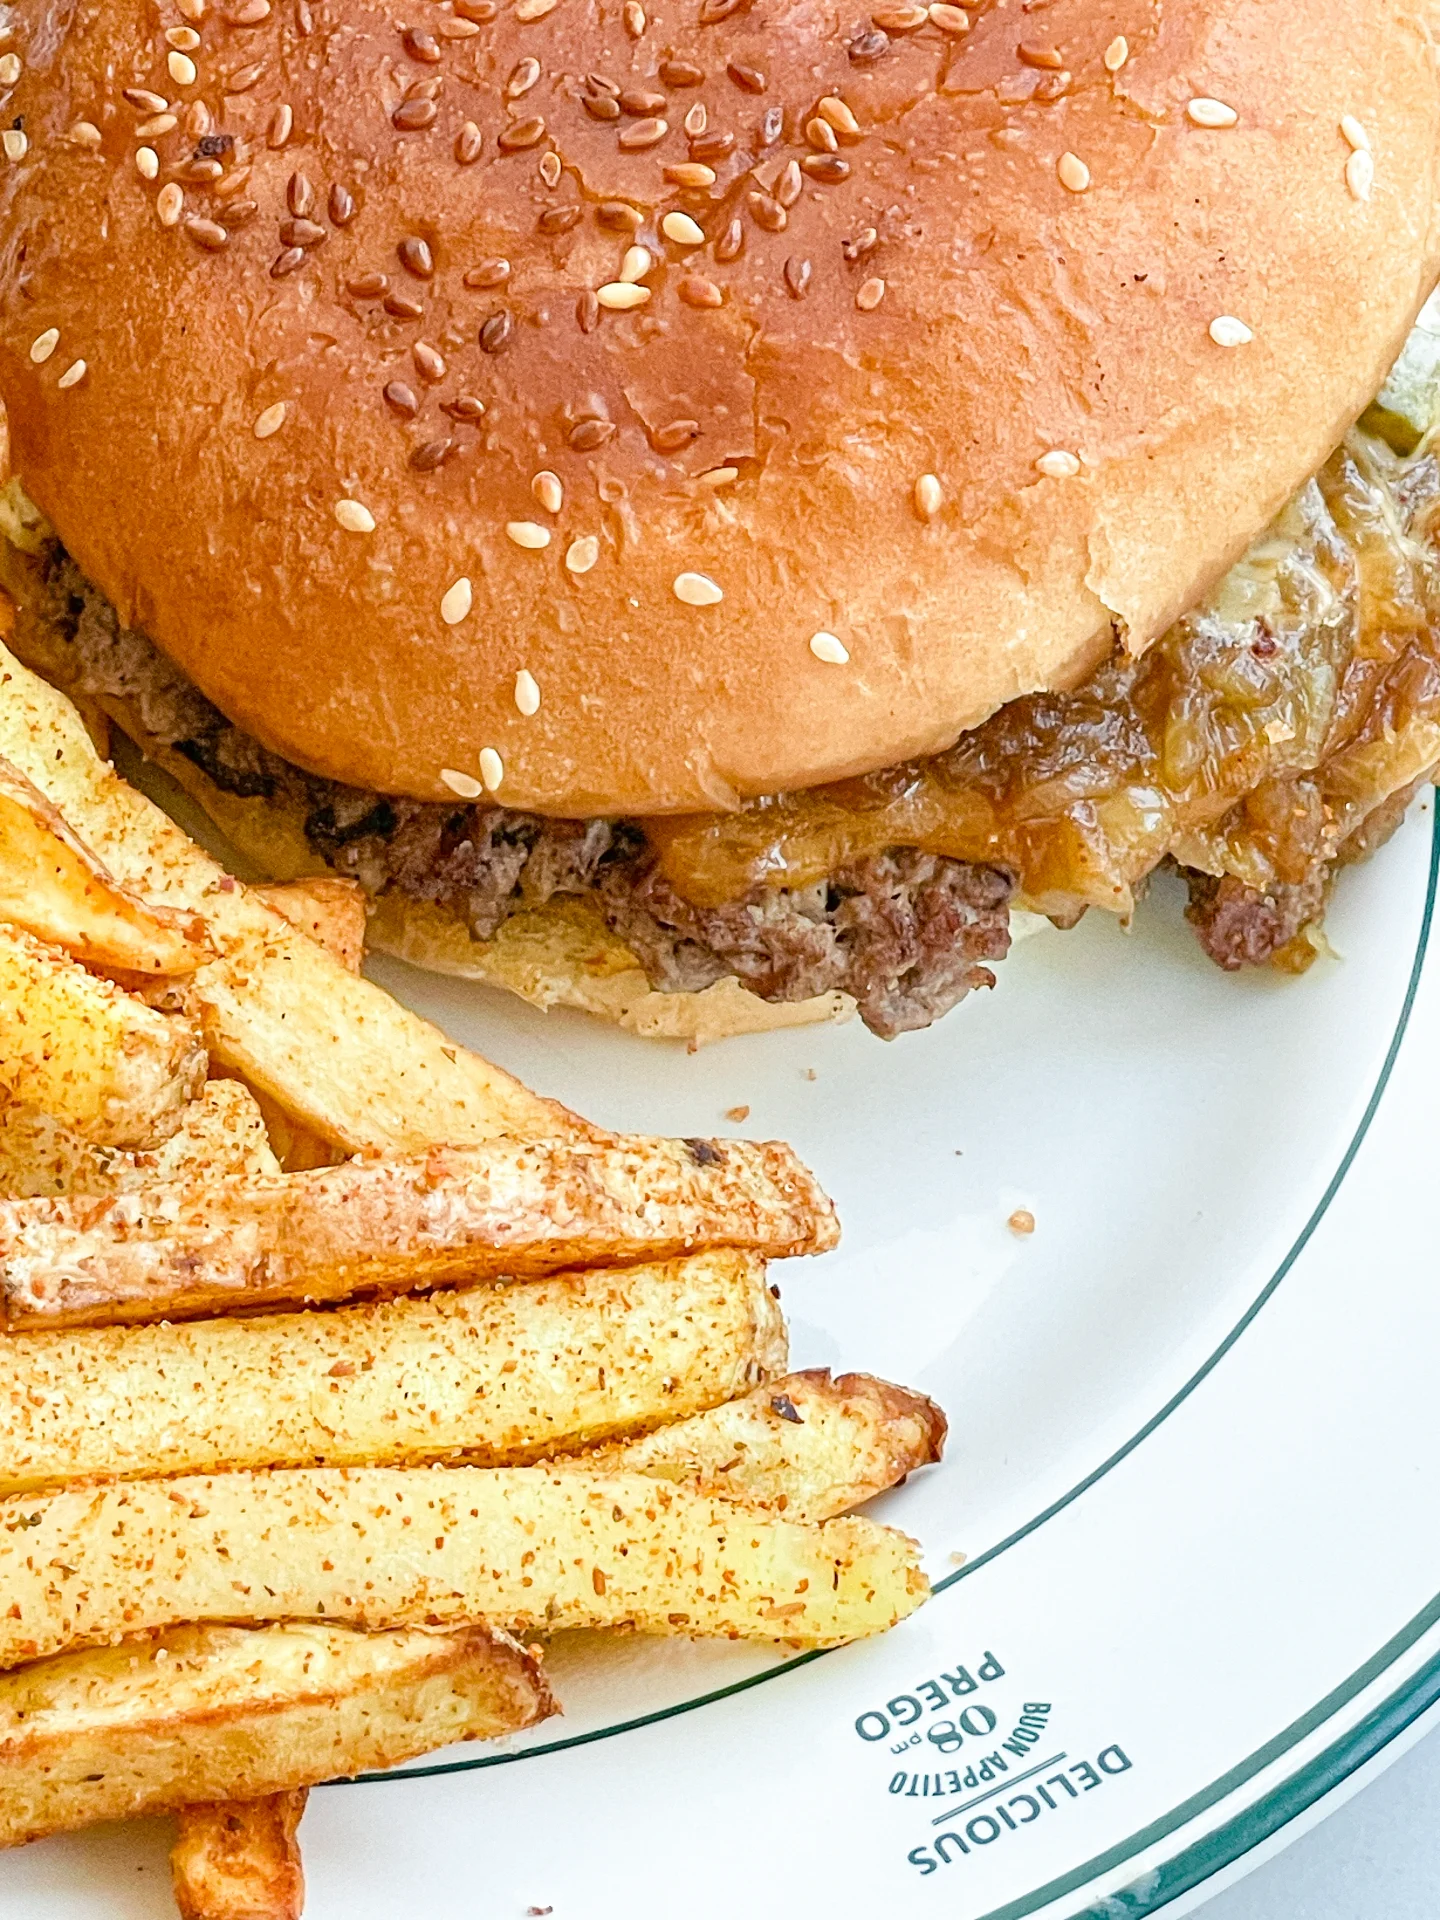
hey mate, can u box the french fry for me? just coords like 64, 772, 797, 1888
0, 1135, 838, 1328
254, 877, 367, 976
0, 1621, 554, 1849
0, 751, 210, 975
0, 1467, 927, 1664
0, 1251, 786, 1492
0, 1077, 278, 1201
0, 641, 579, 1153
561, 1371, 947, 1522
171, 1792, 307, 1920
0, 923, 206, 1149
243, 877, 365, 1170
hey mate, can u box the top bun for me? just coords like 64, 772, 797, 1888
2, 0, 1438, 815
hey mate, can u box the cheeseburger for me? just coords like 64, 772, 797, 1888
0, 0, 1438, 1039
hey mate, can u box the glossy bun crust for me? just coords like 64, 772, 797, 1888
1, 0, 1438, 815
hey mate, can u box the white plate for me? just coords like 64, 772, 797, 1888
9, 798, 1439, 1920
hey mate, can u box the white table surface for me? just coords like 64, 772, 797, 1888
1199, 1722, 1440, 1918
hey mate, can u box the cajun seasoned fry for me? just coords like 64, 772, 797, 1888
171, 1792, 308, 1920
0, 1135, 837, 1329
0, 640, 579, 1153
0, 1622, 554, 1849
0, 1467, 927, 1665
0, 922, 206, 1150
0, 751, 210, 974
253, 877, 367, 977
0, 1251, 786, 1492
560, 1370, 947, 1522
0, 1078, 278, 1201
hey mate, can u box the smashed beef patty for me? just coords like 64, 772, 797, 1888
5, 425, 1439, 1036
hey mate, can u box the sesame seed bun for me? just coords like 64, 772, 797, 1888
0, 0, 1438, 817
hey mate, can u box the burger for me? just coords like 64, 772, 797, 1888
1, 0, 1438, 1042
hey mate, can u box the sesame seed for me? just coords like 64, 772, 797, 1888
168, 50, 197, 85
28, 328, 58, 364
165, 26, 201, 49
156, 183, 184, 225
177, 0, 205, 17
398, 236, 434, 279
624, 0, 645, 33
565, 534, 600, 573
497, 115, 545, 151
662, 211, 706, 246
124, 87, 169, 114
403, 24, 442, 59
68, 121, 102, 147
184, 216, 228, 251
927, 4, 969, 33
618, 245, 652, 284
411, 436, 455, 472
507, 54, 540, 96
0, 54, 21, 84
817, 95, 860, 137
1008, 1208, 1036, 1236
456, 121, 484, 164
514, 669, 541, 715
569, 416, 614, 450
678, 274, 723, 308
539, 152, 563, 191
1187, 97, 1238, 129
1346, 148, 1374, 202
855, 276, 885, 310
268, 103, 293, 147
1341, 115, 1370, 152
393, 98, 438, 131
136, 114, 178, 139
440, 767, 483, 798
335, 499, 376, 533
618, 115, 667, 150
1037, 449, 1080, 478
809, 631, 849, 664
1209, 314, 1254, 348
1057, 150, 1090, 191
1103, 35, 1128, 71
440, 577, 473, 623
698, 465, 738, 487
479, 747, 505, 791
914, 472, 942, 519
666, 161, 716, 186
56, 358, 86, 390
136, 145, 159, 179
2, 129, 27, 161
684, 101, 707, 136
506, 521, 551, 550
596, 281, 650, 310
253, 401, 287, 438
674, 571, 723, 606
465, 258, 510, 289
532, 470, 563, 514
